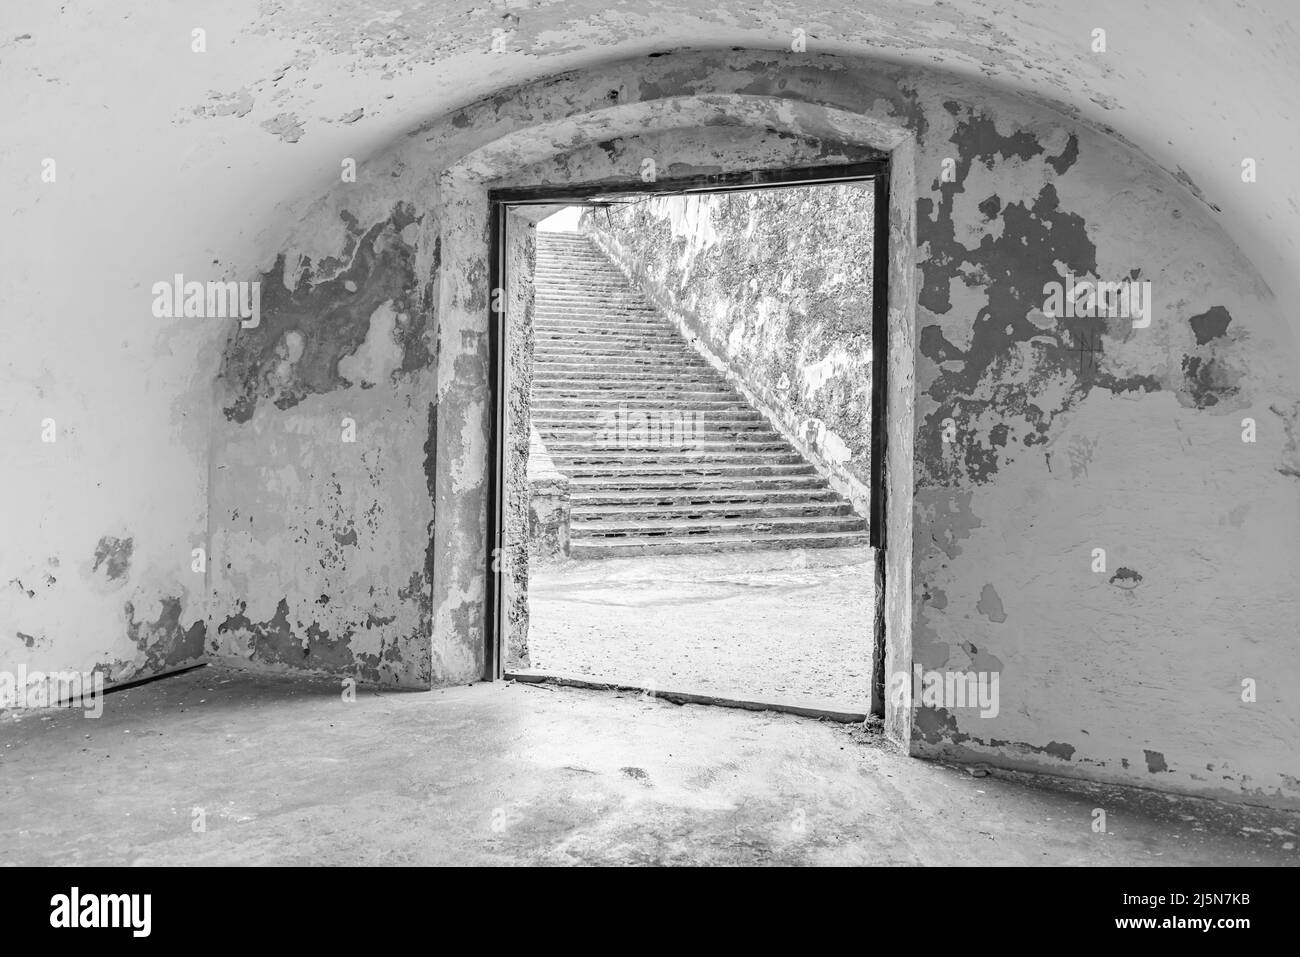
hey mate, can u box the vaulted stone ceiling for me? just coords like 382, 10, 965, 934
6, 0, 1297, 324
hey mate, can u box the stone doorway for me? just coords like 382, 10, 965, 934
496, 167, 889, 717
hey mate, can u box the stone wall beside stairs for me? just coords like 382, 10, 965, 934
582, 187, 875, 517
527, 427, 571, 561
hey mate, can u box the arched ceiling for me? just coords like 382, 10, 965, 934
5, 0, 1298, 318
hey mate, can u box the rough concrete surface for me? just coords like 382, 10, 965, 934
526, 547, 877, 713
1, 667, 1295, 867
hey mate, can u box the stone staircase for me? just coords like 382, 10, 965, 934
530, 230, 869, 558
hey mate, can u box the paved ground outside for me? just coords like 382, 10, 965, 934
522, 545, 874, 713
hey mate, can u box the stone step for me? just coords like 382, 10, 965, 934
532, 412, 768, 426
543, 442, 787, 456
533, 321, 673, 333
568, 487, 840, 507
532, 345, 700, 357
545, 438, 790, 454
534, 371, 718, 383
535, 306, 663, 316
534, 402, 762, 415
534, 354, 710, 367
566, 473, 828, 491
535, 399, 744, 411
535, 290, 645, 298
533, 333, 680, 347
533, 331, 689, 343
536, 425, 777, 440
532, 354, 705, 365
535, 302, 658, 311
534, 267, 619, 276
535, 282, 647, 290
533, 354, 702, 365
571, 512, 868, 538
568, 529, 870, 558
533, 384, 726, 396
535, 355, 714, 368
534, 316, 670, 328
532, 383, 733, 397
535, 327, 671, 337
538, 434, 777, 448
572, 500, 854, 523
530, 403, 754, 416
535, 328, 676, 340
530, 395, 748, 408
532, 385, 722, 395
534, 371, 723, 385
551, 450, 805, 467
559, 461, 817, 478
534, 316, 674, 325
536, 426, 771, 439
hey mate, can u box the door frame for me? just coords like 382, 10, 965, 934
485, 159, 891, 715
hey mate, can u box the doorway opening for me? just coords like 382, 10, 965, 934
488, 162, 889, 720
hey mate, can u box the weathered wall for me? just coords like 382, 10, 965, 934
208, 199, 438, 686
584, 185, 876, 514
904, 103, 1299, 809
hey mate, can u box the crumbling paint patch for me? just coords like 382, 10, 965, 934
1180, 354, 1240, 409
1189, 305, 1233, 345
959, 640, 1003, 673
194, 88, 255, 119
915, 105, 1165, 486
1145, 749, 1170, 773
975, 583, 1007, 622
336, 300, 406, 387
1046, 133, 1080, 175
261, 111, 305, 143
1041, 741, 1076, 761
92, 536, 133, 580
1109, 567, 1143, 589
219, 204, 424, 422
916, 706, 970, 745
218, 599, 355, 674
124, 598, 205, 672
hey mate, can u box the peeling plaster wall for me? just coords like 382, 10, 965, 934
585, 185, 876, 514
209, 199, 438, 687
905, 98, 1300, 809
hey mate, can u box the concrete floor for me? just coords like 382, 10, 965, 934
1, 666, 1297, 866
523, 546, 873, 712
